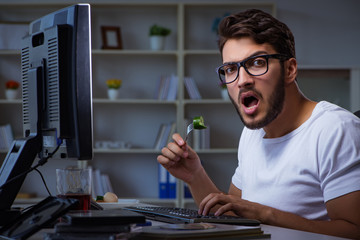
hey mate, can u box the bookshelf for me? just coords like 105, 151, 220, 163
0, 2, 359, 208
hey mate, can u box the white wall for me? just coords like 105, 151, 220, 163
275, 0, 360, 66
2, 0, 358, 66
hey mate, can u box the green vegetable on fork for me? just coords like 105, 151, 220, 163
193, 116, 207, 129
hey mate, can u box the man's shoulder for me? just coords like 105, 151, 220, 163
312, 101, 359, 126
309, 101, 360, 140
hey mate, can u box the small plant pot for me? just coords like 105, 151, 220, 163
5, 89, 19, 100
221, 89, 229, 100
150, 36, 165, 50
107, 89, 119, 100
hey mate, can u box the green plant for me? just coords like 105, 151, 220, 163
219, 82, 227, 89
149, 24, 171, 37
106, 79, 122, 89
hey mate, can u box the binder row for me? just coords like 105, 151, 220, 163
158, 164, 192, 199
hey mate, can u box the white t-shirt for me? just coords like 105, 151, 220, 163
232, 101, 360, 220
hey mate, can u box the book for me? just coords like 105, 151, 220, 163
166, 75, 178, 100
168, 173, 176, 199
154, 124, 167, 150
184, 183, 192, 198
154, 122, 176, 150
154, 75, 178, 100
137, 223, 270, 239
158, 164, 168, 198
92, 169, 105, 198
166, 122, 177, 144
91, 169, 114, 198
184, 77, 201, 99
101, 174, 114, 194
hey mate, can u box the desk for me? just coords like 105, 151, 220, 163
260, 225, 348, 240
12, 199, 349, 240
27, 223, 348, 240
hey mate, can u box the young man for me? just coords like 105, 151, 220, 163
157, 9, 360, 239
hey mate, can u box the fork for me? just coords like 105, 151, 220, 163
184, 123, 194, 142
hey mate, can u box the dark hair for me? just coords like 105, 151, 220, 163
218, 9, 296, 59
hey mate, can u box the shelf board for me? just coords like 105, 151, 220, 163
183, 49, 219, 55
94, 148, 160, 154
196, 148, 237, 154
93, 148, 237, 154
0, 99, 22, 104
92, 49, 178, 55
0, 99, 178, 105
93, 98, 178, 105
184, 99, 231, 105
0, 49, 20, 55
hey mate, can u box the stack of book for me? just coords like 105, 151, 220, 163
91, 168, 114, 198
0, 124, 14, 151
137, 223, 270, 239
153, 122, 176, 150
154, 75, 178, 101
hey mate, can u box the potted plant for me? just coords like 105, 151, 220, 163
219, 82, 229, 100
5, 80, 20, 100
106, 79, 122, 100
149, 24, 171, 50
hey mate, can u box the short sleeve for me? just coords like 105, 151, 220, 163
318, 115, 360, 202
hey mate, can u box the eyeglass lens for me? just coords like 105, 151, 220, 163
218, 55, 269, 83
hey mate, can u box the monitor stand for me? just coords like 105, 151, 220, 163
0, 209, 20, 226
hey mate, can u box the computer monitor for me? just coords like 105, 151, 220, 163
0, 4, 93, 223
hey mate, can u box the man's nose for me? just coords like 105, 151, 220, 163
237, 67, 254, 88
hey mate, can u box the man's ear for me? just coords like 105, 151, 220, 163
284, 58, 297, 85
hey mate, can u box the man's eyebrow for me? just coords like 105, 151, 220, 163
223, 51, 269, 65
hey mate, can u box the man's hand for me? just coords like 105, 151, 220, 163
157, 133, 202, 184
157, 133, 222, 205
198, 192, 269, 221
198, 190, 360, 239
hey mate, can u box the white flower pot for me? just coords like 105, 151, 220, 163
150, 36, 165, 50
5, 89, 19, 100
107, 89, 119, 100
221, 88, 229, 100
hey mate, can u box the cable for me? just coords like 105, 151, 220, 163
34, 168, 52, 196
0, 141, 62, 191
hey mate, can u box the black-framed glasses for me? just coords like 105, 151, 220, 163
216, 54, 289, 84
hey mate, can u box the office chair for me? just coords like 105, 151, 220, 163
354, 110, 360, 118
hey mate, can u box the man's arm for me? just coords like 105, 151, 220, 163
263, 191, 360, 239
199, 186, 360, 239
157, 133, 222, 206
187, 166, 222, 206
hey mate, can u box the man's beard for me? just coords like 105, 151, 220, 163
230, 72, 285, 130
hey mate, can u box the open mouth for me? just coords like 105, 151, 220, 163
241, 92, 259, 109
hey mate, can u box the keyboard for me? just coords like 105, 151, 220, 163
123, 206, 260, 226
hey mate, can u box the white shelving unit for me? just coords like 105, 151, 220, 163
1, 2, 358, 208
